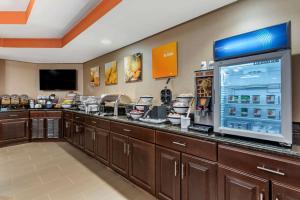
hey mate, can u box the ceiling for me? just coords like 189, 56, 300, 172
0, 0, 237, 63
0, 0, 30, 11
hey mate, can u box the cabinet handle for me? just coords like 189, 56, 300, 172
9, 114, 18, 117
174, 161, 178, 177
259, 192, 264, 200
123, 143, 127, 155
93, 131, 96, 140
26, 121, 29, 128
127, 144, 130, 156
172, 141, 186, 147
275, 198, 279, 200
257, 166, 285, 176
92, 121, 97, 124
123, 129, 131, 132
181, 163, 185, 180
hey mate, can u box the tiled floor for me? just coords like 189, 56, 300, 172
0, 142, 156, 200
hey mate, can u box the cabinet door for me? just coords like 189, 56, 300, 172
63, 119, 72, 142
31, 118, 45, 139
272, 182, 300, 200
46, 118, 61, 138
84, 126, 95, 155
156, 146, 181, 200
218, 165, 269, 200
95, 128, 109, 165
128, 137, 155, 195
73, 123, 84, 148
110, 132, 128, 177
181, 153, 217, 200
0, 119, 29, 142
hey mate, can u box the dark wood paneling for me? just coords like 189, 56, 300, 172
63, 111, 73, 120
0, 119, 29, 143
0, 111, 29, 119
45, 111, 62, 118
218, 165, 269, 200
110, 132, 129, 177
218, 145, 300, 188
128, 137, 155, 195
73, 114, 85, 123
156, 131, 217, 161
30, 111, 46, 118
85, 116, 110, 130
73, 122, 84, 149
181, 153, 217, 200
63, 119, 72, 142
156, 146, 180, 200
95, 128, 110, 165
272, 182, 300, 200
84, 125, 95, 155
110, 121, 155, 143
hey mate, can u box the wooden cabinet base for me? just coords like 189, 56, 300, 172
218, 165, 269, 200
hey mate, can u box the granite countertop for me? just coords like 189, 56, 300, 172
2, 108, 300, 159
67, 109, 300, 160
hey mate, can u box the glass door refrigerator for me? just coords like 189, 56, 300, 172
214, 51, 292, 145
213, 22, 292, 145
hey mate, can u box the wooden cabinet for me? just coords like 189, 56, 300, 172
63, 119, 72, 142
30, 111, 62, 139
0, 118, 29, 144
156, 146, 181, 200
73, 122, 84, 149
156, 146, 217, 200
110, 132, 129, 176
110, 125, 156, 195
95, 128, 109, 165
84, 126, 95, 155
0, 111, 29, 145
128, 137, 155, 195
218, 165, 269, 200
181, 153, 217, 200
272, 182, 300, 200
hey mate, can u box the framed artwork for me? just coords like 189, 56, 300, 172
152, 41, 178, 79
124, 53, 143, 83
105, 61, 118, 85
90, 66, 100, 87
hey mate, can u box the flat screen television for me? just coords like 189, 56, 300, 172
39, 69, 77, 91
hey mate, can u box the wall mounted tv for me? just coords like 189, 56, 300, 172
39, 69, 77, 91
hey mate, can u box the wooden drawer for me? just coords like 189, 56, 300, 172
46, 111, 62, 118
110, 121, 155, 143
63, 111, 73, 120
0, 111, 29, 120
73, 114, 85, 123
86, 116, 110, 130
156, 131, 217, 161
218, 145, 300, 188
30, 111, 46, 118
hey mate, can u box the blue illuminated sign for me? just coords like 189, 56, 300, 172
214, 22, 291, 61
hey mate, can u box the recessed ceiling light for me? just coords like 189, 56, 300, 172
101, 39, 112, 45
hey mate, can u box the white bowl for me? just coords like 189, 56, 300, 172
135, 104, 149, 111
130, 112, 144, 120
173, 106, 189, 114
173, 101, 188, 107
176, 96, 193, 104
168, 116, 181, 125
139, 96, 154, 104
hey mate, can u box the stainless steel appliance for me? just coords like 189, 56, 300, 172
214, 50, 292, 145
99, 94, 131, 116
189, 69, 214, 133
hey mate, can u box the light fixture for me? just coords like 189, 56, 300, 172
101, 39, 112, 45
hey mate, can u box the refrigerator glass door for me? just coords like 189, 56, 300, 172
220, 59, 281, 134
214, 50, 292, 145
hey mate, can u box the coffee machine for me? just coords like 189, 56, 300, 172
189, 69, 214, 133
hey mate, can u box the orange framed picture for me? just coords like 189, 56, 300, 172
90, 66, 100, 87
152, 41, 178, 79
